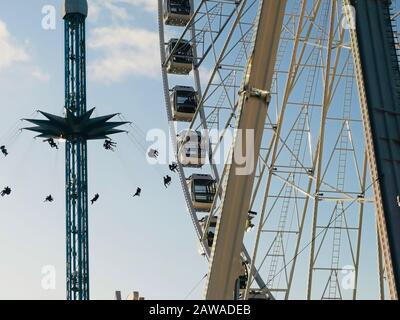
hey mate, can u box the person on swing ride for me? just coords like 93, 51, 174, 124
44, 138, 59, 149
169, 162, 178, 173
91, 193, 100, 205
148, 148, 159, 159
44, 195, 54, 203
1, 186, 11, 197
133, 187, 142, 198
103, 139, 117, 151
164, 175, 172, 188
0, 145, 8, 157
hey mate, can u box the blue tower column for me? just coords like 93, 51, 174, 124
63, 0, 89, 300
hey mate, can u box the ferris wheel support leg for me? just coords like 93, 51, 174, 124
204, 0, 287, 300
346, 0, 400, 299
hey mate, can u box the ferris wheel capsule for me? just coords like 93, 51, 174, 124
166, 39, 193, 75
163, 0, 192, 26
177, 129, 206, 167
170, 86, 198, 122
187, 174, 216, 212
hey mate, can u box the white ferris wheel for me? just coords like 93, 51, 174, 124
158, 0, 400, 300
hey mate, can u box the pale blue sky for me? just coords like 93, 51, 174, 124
0, 0, 208, 300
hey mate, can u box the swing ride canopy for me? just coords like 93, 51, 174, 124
23, 108, 129, 140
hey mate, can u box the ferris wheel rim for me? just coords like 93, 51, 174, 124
157, 0, 272, 295
157, 0, 211, 257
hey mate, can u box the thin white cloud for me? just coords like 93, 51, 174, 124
199, 66, 213, 88
88, 26, 160, 83
88, 0, 102, 21
31, 66, 51, 82
88, 0, 157, 21
0, 20, 51, 82
122, 0, 157, 12
0, 20, 29, 70
103, 2, 130, 20
86, 0, 160, 83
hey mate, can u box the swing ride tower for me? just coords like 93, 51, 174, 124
24, 0, 128, 300
63, 0, 90, 300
